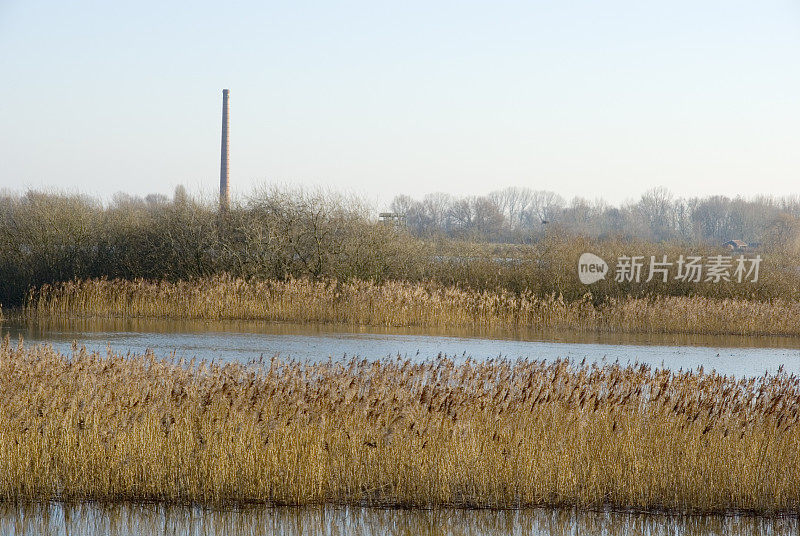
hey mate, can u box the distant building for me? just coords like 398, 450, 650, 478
379, 212, 406, 226
723, 240, 748, 251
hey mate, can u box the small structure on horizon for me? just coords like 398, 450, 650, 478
379, 212, 406, 226
723, 239, 749, 251
219, 89, 230, 211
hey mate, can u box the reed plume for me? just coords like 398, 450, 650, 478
24, 275, 800, 336
1, 340, 800, 513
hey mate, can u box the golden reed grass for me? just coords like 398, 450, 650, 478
1, 340, 800, 513
24, 275, 800, 336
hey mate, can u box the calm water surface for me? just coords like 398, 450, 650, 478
1, 503, 797, 536
4, 317, 800, 378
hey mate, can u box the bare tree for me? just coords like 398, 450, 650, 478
636, 187, 678, 241
522, 190, 564, 228
489, 187, 534, 229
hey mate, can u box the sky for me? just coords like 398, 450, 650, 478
1, 1, 799, 208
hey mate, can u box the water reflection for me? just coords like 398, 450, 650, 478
3, 317, 800, 378
0, 503, 796, 536
10, 315, 800, 349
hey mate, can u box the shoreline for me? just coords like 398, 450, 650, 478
21, 275, 800, 337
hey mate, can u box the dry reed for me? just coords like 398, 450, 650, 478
24, 276, 800, 336
1, 340, 800, 513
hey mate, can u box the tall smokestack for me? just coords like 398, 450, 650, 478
219, 89, 230, 211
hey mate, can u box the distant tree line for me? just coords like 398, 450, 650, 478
390, 186, 800, 249
1, 185, 800, 307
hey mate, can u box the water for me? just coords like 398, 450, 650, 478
1, 503, 797, 536
4, 317, 800, 378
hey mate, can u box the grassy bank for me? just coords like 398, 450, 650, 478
1, 341, 799, 513
24, 276, 800, 336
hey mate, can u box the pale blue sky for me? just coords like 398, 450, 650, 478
1, 1, 799, 207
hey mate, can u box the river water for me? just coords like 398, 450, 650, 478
1, 503, 797, 536
4, 317, 800, 378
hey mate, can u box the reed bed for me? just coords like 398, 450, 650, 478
25, 276, 800, 336
1, 341, 800, 513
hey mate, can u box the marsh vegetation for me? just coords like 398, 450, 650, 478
25, 275, 800, 337
4, 187, 800, 522
2, 341, 800, 514
2, 188, 800, 309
